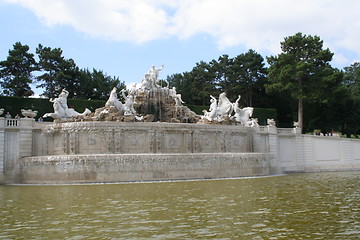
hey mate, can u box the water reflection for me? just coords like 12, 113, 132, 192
1, 172, 359, 239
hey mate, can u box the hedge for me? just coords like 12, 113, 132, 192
0, 96, 105, 121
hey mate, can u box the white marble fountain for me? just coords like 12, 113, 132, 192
13, 65, 274, 184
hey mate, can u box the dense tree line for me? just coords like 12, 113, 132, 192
0, 42, 125, 100
165, 33, 359, 135
1, 33, 360, 136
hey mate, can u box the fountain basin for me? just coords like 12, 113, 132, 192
15, 153, 272, 184
43, 121, 264, 155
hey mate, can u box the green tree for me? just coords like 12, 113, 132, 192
166, 73, 194, 104
36, 44, 80, 98
341, 62, 360, 135
266, 33, 342, 132
231, 49, 267, 106
0, 42, 36, 97
76, 68, 125, 100
343, 62, 360, 97
211, 55, 233, 95
189, 61, 219, 105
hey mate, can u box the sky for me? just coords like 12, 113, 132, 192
1, 0, 360, 96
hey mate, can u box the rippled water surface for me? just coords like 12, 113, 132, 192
1, 172, 360, 239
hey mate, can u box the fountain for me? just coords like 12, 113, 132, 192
11, 65, 274, 184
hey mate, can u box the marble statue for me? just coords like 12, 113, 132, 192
121, 89, 137, 115
21, 109, 38, 118
200, 93, 261, 127
141, 65, 164, 89
235, 107, 254, 126
267, 118, 276, 127
232, 95, 254, 126
105, 87, 124, 111
294, 121, 300, 128
43, 89, 91, 119
215, 92, 233, 121
0, 108, 3, 116
169, 87, 185, 106
202, 95, 217, 121
248, 117, 259, 127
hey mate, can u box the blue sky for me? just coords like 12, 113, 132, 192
1, 0, 360, 96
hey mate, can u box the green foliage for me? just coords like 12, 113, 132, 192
0, 42, 36, 97
3, 39, 360, 135
0, 96, 105, 121
266, 33, 343, 131
343, 62, 360, 97
76, 68, 125, 100
185, 104, 208, 115
252, 108, 277, 126
36, 44, 78, 98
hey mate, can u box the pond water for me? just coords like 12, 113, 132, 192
1, 171, 359, 239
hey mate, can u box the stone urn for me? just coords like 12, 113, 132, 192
21, 109, 38, 118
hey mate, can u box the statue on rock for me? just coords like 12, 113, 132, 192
43, 89, 91, 120
199, 93, 259, 127
232, 95, 254, 126
169, 87, 185, 106
202, 95, 217, 122
105, 87, 124, 112
141, 65, 164, 90
216, 92, 233, 121
121, 89, 137, 116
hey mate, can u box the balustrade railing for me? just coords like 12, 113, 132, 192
5, 118, 20, 127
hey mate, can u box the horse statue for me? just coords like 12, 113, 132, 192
215, 92, 233, 121
202, 95, 218, 121
233, 105, 254, 126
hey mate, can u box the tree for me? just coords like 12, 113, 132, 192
266, 33, 342, 132
211, 55, 234, 96
189, 61, 219, 105
343, 62, 360, 97
76, 68, 125, 100
36, 44, 80, 98
231, 49, 267, 106
341, 62, 360, 135
0, 42, 36, 97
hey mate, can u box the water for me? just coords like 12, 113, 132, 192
1, 172, 359, 239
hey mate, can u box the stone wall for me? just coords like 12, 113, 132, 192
16, 153, 271, 184
1, 118, 360, 184
42, 122, 258, 155
278, 133, 360, 173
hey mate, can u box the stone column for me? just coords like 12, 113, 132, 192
267, 125, 280, 174
19, 118, 35, 158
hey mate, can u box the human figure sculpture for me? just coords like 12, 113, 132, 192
43, 89, 90, 119
105, 87, 124, 111
216, 92, 233, 121
202, 95, 217, 121
169, 87, 185, 106
141, 65, 164, 89
121, 89, 137, 115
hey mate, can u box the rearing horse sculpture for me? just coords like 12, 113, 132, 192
215, 92, 233, 121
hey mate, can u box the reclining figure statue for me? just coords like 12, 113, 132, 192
43, 89, 90, 120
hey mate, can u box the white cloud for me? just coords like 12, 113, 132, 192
5, 0, 360, 65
